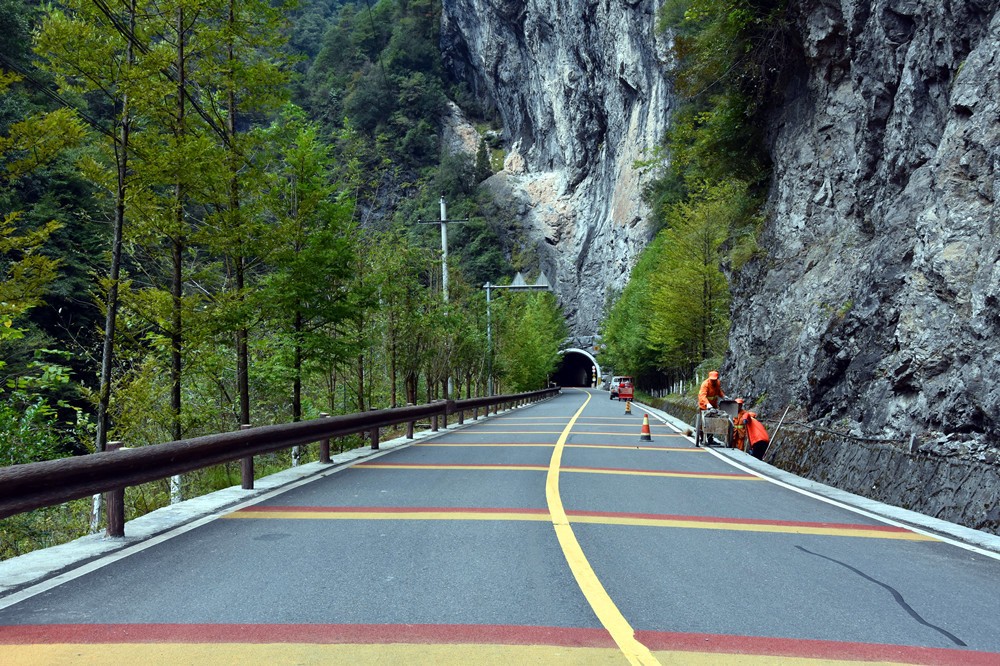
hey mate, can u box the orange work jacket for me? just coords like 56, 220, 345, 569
698, 378, 725, 409
740, 412, 770, 445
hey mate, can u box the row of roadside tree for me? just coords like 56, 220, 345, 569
0, 0, 567, 555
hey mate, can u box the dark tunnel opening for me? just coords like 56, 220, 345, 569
552, 350, 598, 387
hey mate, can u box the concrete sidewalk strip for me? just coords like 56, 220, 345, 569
637, 400, 1000, 557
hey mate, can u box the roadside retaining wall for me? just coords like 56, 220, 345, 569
651, 398, 1000, 536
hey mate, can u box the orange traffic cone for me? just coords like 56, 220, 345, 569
639, 413, 652, 441
624, 400, 632, 415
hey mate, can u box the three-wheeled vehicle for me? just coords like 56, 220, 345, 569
617, 380, 634, 402
695, 398, 739, 447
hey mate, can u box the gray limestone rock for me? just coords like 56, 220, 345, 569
729, 0, 1000, 439
441, 0, 671, 335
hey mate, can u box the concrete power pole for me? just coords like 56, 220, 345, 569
420, 196, 466, 398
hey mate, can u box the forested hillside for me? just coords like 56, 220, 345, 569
0, 0, 565, 557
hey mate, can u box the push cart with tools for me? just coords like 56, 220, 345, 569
695, 398, 739, 447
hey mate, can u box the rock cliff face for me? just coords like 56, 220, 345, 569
443, 0, 1000, 445
729, 0, 1000, 441
440, 0, 671, 335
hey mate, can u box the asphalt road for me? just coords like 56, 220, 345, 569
2, 388, 1000, 664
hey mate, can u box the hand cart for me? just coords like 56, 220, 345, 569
695, 398, 739, 447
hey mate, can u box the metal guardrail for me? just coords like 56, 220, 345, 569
0, 388, 560, 535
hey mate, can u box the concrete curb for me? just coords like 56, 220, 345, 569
0, 402, 545, 598
637, 400, 1000, 557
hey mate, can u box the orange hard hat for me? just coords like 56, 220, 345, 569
708, 370, 719, 379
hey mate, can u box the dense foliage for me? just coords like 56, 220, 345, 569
0, 0, 567, 556
601, 0, 793, 386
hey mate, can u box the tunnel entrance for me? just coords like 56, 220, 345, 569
552, 348, 602, 387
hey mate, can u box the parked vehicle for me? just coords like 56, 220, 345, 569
617, 380, 634, 402
609, 376, 633, 400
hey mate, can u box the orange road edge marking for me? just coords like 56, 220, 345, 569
223, 506, 935, 541
417, 442, 700, 452
460, 430, 685, 436
355, 462, 757, 480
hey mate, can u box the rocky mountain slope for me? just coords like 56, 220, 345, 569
442, 0, 999, 447
729, 0, 1000, 443
440, 0, 670, 335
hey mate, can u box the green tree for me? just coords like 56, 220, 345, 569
599, 239, 661, 378
474, 139, 492, 182
495, 291, 567, 392
35, 0, 149, 452
262, 111, 357, 421
648, 182, 742, 370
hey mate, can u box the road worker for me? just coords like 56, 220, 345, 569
698, 371, 725, 410
697, 371, 726, 445
736, 408, 770, 460
732, 398, 747, 451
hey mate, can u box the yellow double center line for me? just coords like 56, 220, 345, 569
546, 391, 659, 665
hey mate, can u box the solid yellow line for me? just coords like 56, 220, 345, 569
7, 645, 908, 665
3, 644, 626, 665
546, 390, 659, 665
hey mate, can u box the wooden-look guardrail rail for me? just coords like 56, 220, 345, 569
0, 388, 559, 535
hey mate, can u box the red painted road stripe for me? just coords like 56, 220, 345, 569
2, 624, 997, 664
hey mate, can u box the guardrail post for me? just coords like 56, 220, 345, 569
105, 441, 125, 538
240, 424, 254, 489
370, 425, 380, 450
319, 413, 331, 463
406, 403, 415, 438
431, 412, 439, 432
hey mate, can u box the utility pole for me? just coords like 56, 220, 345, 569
439, 196, 450, 304
419, 195, 467, 397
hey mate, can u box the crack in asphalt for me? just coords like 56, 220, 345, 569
795, 545, 966, 647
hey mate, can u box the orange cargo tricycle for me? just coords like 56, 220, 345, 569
617, 380, 634, 402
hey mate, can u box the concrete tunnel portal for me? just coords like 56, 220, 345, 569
552, 348, 602, 387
